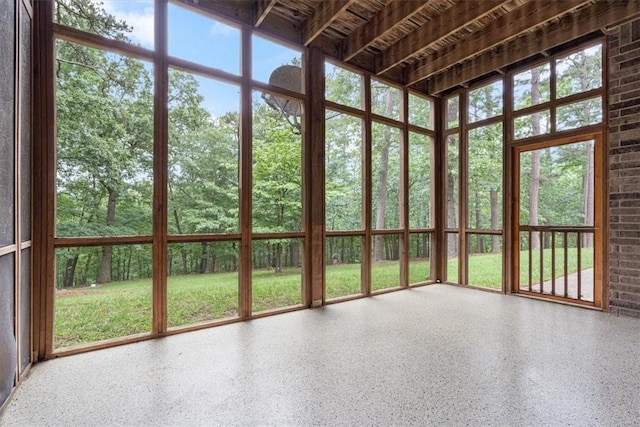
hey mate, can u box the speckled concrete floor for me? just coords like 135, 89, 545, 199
2, 284, 640, 426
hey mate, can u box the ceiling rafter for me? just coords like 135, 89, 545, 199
374, 0, 508, 75
253, 0, 277, 27
301, 0, 357, 46
341, 0, 428, 62
427, 0, 640, 94
405, 0, 590, 86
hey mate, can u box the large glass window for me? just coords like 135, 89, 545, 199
169, 3, 240, 75
325, 62, 363, 110
372, 122, 401, 230
168, 73, 240, 235
325, 110, 363, 231
252, 91, 303, 233
55, 42, 154, 238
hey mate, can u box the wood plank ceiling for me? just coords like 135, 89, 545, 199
179, 0, 640, 95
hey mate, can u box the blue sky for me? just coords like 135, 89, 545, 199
101, 0, 301, 117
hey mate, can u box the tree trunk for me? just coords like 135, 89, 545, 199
63, 254, 78, 288
97, 187, 117, 284
490, 190, 500, 253
173, 209, 188, 274
274, 243, 282, 274
583, 141, 595, 247
199, 242, 208, 274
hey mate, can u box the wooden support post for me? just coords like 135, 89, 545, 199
153, 0, 169, 334
306, 46, 325, 307
239, 28, 253, 317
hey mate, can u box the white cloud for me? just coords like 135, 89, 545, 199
99, 1, 155, 49
209, 21, 235, 38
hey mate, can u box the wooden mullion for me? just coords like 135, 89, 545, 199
167, 234, 242, 243
54, 236, 154, 247
407, 123, 436, 136
239, 27, 253, 318
511, 144, 521, 294
435, 95, 446, 282
167, 56, 242, 85
504, 71, 513, 293
251, 80, 305, 103
325, 230, 366, 237
459, 92, 468, 286
325, 101, 365, 119
465, 114, 504, 131
152, 0, 169, 335
31, 0, 56, 359
0, 245, 17, 257
593, 132, 604, 308
370, 113, 404, 129
371, 229, 405, 236
550, 57, 557, 134
53, 23, 154, 62
400, 89, 409, 288
14, 0, 23, 381
362, 74, 372, 295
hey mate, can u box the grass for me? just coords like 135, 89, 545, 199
54, 248, 593, 348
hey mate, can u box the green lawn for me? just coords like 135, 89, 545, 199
54, 248, 593, 348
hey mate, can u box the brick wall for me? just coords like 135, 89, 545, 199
608, 18, 640, 318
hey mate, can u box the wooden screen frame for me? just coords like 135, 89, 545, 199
511, 132, 605, 308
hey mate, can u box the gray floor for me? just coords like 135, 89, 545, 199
2, 284, 640, 427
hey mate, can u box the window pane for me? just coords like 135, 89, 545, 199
253, 35, 303, 93
446, 134, 459, 228
168, 72, 240, 234
55, 42, 153, 237
519, 140, 595, 227
54, 0, 155, 49
468, 80, 503, 123
54, 245, 153, 349
20, 248, 30, 373
467, 234, 502, 289
371, 79, 401, 121
408, 93, 433, 129
409, 233, 434, 285
468, 124, 503, 230
169, 3, 239, 74
446, 233, 458, 283
0, 5, 15, 246
325, 62, 362, 109
371, 234, 401, 291
326, 236, 362, 299
556, 44, 602, 99
20, 6, 31, 242
372, 123, 401, 230
252, 238, 303, 312
409, 132, 432, 229
556, 97, 602, 131
446, 95, 459, 129
513, 63, 550, 110
0, 253, 16, 398
252, 91, 303, 233
167, 242, 239, 328
514, 110, 550, 140
326, 111, 363, 231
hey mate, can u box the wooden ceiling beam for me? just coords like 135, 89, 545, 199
253, 0, 277, 27
341, 0, 428, 62
427, 0, 640, 94
405, 0, 589, 86
374, 0, 507, 75
301, 0, 357, 46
